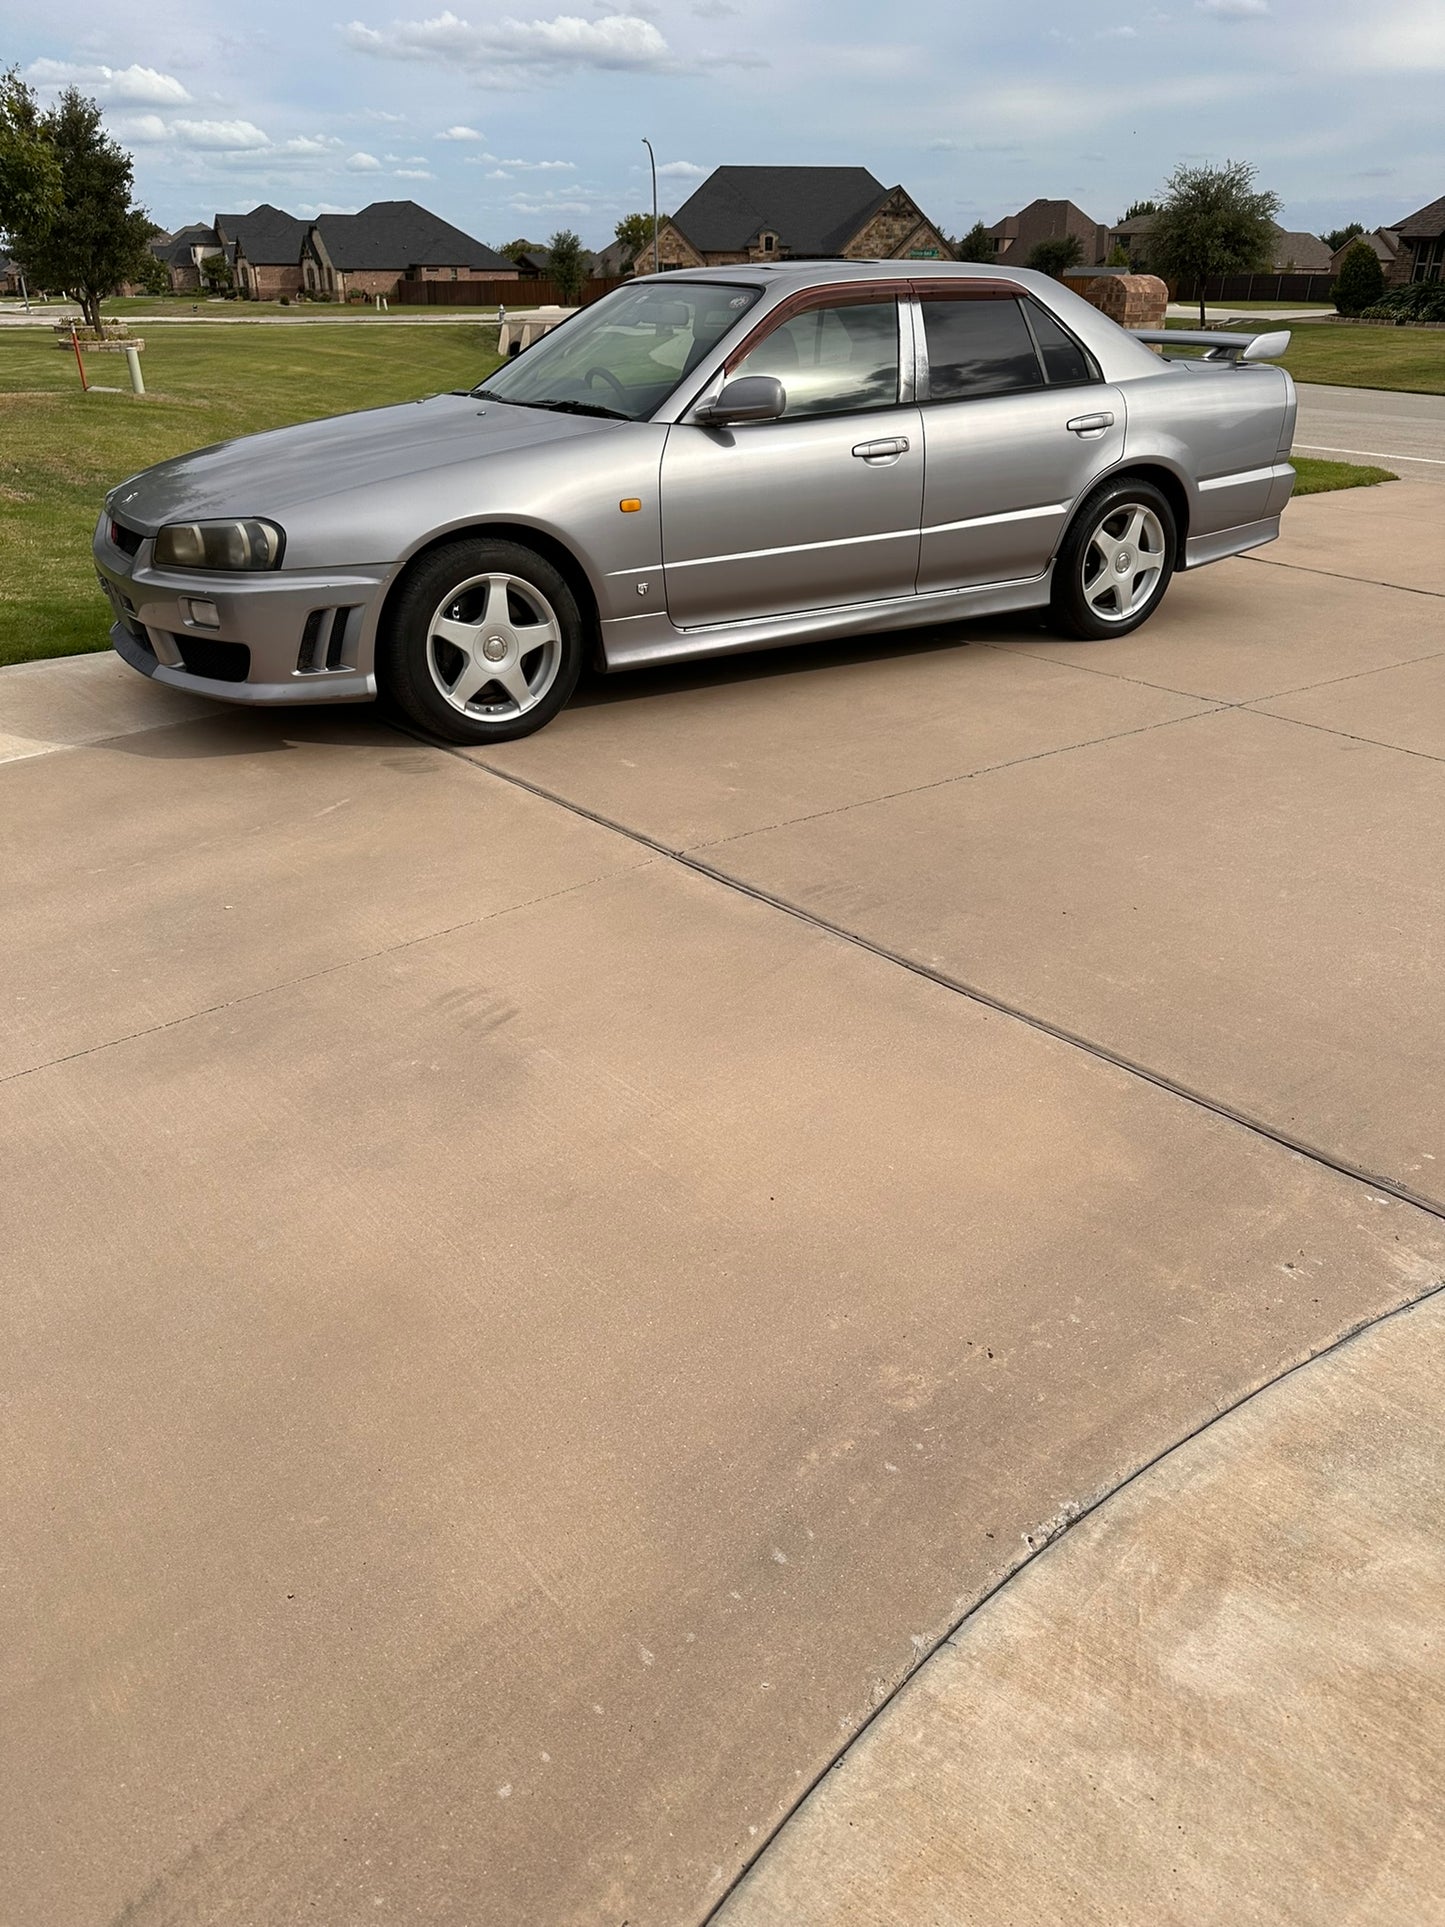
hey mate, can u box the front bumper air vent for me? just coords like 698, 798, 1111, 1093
297, 606, 359, 674
172, 635, 252, 683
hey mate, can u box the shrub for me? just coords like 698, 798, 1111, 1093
1360, 282, 1445, 323
1025, 234, 1084, 278
1331, 239, 1384, 316
279, 294, 290, 306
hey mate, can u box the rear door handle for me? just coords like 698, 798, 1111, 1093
1066, 411, 1115, 435
852, 436, 910, 460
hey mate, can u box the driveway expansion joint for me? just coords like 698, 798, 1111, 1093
435, 731, 1445, 1225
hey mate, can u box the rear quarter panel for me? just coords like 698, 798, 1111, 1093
1121, 362, 1295, 537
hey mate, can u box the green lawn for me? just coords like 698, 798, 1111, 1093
4, 296, 508, 321
0, 323, 501, 666
1292, 456, 1396, 494
1165, 317, 1445, 393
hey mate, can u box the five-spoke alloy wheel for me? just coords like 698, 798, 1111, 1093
379, 538, 585, 744
1050, 478, 1177, 640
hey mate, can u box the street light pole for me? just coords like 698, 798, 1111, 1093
641, 137, 659, 274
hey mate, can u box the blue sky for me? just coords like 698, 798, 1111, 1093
10, 0, 1443, 247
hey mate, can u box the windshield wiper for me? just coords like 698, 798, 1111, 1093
471, 390, 629, 421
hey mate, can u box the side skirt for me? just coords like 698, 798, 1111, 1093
599, 571, 1054, 672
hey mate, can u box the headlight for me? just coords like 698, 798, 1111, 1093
153, 518, 284, 571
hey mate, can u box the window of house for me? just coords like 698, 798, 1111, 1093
731, 299, 900, 417
762, 234, 777, 253
919, 295, 1043, 401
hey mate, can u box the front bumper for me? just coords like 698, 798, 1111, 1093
94, 513, 390, 706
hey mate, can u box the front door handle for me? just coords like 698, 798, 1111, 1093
1066, 411, 1115, 435
852, 436, 910, 460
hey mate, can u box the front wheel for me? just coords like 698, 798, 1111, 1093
1049, 479, 1177, 640
377, 538, 585, 744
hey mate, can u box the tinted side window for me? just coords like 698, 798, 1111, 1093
733, 300, 899, 418
921, 296, 1042, 401
1026, 300, 1095, 385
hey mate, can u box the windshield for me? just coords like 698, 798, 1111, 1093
475, 281, 763, 421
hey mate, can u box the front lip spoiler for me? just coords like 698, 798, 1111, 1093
111, 622, 376, 707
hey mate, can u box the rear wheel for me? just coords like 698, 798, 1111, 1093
1050, 479, 1177, 640
378, 537, 585, 744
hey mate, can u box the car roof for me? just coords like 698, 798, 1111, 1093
632, 260, 1034, 293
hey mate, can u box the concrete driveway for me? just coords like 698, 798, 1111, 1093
4, 482, 1444, 1926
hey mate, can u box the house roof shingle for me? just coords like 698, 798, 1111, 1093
214, 205, 310, 266
311, 201, 512, 273
1393, 195, 1445, 240
669, 166, 891, 255
1270, 228, 1332, 271
151, 223, 220, 266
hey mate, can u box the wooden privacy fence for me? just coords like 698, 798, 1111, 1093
395, 276, 630, 307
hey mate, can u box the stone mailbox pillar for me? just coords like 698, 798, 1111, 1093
1067, 273, 1169, 330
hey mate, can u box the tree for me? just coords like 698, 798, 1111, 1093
0, 80, 154, 330
201, 253, 233, 293
953, 219, 995, 263
547, 228, 587, 304
1106, 241, 1131, 267
1331, 237, 1384, 316
1119, 199, 1159, 222
1025, 233, 1083, 278
1322, 220, 1364, 255
502, 238, 534, 265
1150, 159, 1281, 325
133, 248, 170, 295
0, 67, 60, 245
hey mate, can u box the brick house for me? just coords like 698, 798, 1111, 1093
1329, 228, 1401, 278
652, 167, 953, 270
301, 201, 516, 299
1269, 228, 1331, 272
1386, 196, 1445, 284
149, 223, 224, 292
214, 206, 310, 299
990, 199, 1107, 267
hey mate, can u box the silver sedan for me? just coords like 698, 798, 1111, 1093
94, 262, 1297, 743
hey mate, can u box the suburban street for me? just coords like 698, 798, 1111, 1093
1294, 378, 1445, 479
4, 481, 1444, 1926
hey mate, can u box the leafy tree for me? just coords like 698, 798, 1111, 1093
1119, 199, 1158, 222
502, 238, 535, 265
547, 228, 587, 304
1322, 220, 1364, 255
1025, 233, 1084, 278
1331, 237, 1384, 316
1150, 159, 1281, 325
133, 248, 170, 295
202, 252, 233, 293
952, 219, 995, 263
1106, 241, 1131, 267
0, 67, 60, 244
0, 80, 154, 330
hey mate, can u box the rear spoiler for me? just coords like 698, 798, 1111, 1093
1131, 328, 1291, 363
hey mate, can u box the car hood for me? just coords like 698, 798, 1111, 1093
106, 393, 613, 530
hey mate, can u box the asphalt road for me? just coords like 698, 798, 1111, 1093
4, 484, 1445, 1926
1294, 379, 1445, 481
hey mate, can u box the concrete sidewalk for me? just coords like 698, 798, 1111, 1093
3, 481, 1444, 1925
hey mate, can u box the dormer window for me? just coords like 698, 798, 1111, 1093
761, 232, 777, 254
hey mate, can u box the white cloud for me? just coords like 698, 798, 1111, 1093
437, 124, 485, 139
172, 118, 272, 149
1196, 0, 1269, 15
656, 158, 706, 178
113, 114, 170, 143
25, 59, 193, 104
280, 134, 345, 154
346, 150, 384, 169
295, 201, 362, 216
1322, 1, 1445, 70
343, 10, 675, 74
394, 167, 435, 177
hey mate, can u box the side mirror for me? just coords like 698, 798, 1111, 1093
694, 375, 787, 427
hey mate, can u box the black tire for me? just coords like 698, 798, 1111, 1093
1049, 477, 1177, 640
377, 537, 586, 744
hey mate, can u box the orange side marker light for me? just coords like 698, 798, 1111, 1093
619, 498, 642, 513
